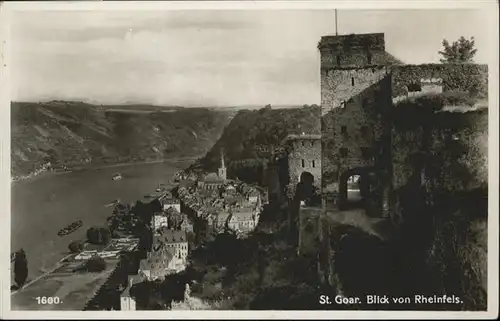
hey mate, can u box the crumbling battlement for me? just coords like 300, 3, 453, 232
319, 33, 403, 68
318, 33, 386, 51
391, 64, 488, 100
319, 33, 488, 106
321, 64, 488, 115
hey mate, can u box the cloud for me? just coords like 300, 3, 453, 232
12, 10, 254, 43
10, 9, 492, 106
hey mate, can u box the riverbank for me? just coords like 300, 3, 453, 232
11, 157, 197, 184
11, 160, 188, 283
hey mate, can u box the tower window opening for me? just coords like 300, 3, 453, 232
301, 159, 305, 168
341, 126, 348, 137
312, 160, 316, 168
351, 77, 355, 86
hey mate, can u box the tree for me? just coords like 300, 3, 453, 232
130, 281, 165, 310
137, 224, 153, 258
86, 226, 112, 245
85, 255, 107, 272
14, 249, 28, 288
68, 240, 84, 253
438, 36, 477, 63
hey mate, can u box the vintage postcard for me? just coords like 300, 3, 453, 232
0, 0, 498, 319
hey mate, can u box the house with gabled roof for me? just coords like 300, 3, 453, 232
153, 228, 188, 262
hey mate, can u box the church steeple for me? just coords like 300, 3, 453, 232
220, 149, 225, 169
218, 149, 227, 181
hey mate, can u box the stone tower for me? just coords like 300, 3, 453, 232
318, 33, 400, 115
284, 134, 322, 197
218, 150, 227, 181
319, 33, 396, 216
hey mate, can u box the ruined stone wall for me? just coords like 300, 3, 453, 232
391, 64, 488, 100
391, 127, 426, 190
391, 99, 488, 226
286, 138, 322, 194
318, 33, 402, 69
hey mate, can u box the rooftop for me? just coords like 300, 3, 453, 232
203, 172, 224, 183
223, 195, 246, 205
121, 274, 144, 297
231, 210, 254, 221
140, 248, 175, 270
163, 198, 180, 204
165, 206, 181, 216
216, 211, 231, 219
155, 228, 187, 243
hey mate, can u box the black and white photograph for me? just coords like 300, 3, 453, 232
0, 1, 498, 319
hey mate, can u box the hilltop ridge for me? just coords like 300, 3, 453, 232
11, 101, 235, 177
193, 105, 321, 184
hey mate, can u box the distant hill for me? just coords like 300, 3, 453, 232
11, 101, 234, 177
193, 105, 321, 183
26, 100, 185, 112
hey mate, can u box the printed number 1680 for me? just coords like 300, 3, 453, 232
36, 296, 61, 305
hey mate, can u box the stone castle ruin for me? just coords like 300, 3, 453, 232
267, 32, 487, 244
290, 32, 489, 300
319, 32, 488, 219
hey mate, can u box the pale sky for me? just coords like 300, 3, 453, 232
10, 9, 493, 107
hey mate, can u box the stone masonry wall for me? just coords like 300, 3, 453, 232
318, 33, 402, 68
320, 67, 390, 115
321, 70, 392, 189
391, 64, 488, 100
286, 138, 322, 194
392, 107, 488, 192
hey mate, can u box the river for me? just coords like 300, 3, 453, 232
11, 159, 191, 282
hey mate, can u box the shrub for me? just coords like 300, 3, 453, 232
85, 255, 107, 272
86, 226, 112, 245
14, 250, 28, 288
68, 240, 84, 253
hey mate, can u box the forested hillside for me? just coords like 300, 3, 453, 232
11, 101, 234, 178
194, 105, 321, 183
